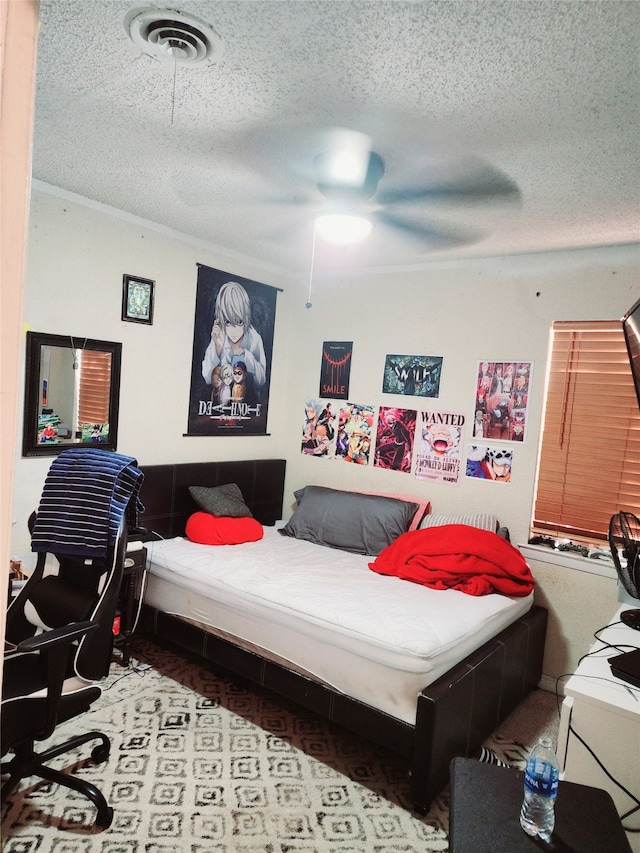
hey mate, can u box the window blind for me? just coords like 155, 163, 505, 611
532, 320, 640, 543
77, 350, 111, 429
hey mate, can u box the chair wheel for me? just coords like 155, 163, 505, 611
91, 743, 111, 764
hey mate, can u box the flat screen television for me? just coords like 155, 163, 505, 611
623, 297, 640, 410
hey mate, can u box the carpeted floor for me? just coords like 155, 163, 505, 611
1, 639, 559, 852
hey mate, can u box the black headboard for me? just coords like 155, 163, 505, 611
138, 459, 286, 539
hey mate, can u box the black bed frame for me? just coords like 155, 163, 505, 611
137, 458, 547, 813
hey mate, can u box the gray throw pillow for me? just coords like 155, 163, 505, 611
279, 485, 418, 556
419, 512, 499, 532
188, 483, 253, 518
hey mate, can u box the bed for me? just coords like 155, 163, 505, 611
136, 458, 547, 813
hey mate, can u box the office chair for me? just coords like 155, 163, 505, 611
2, 448, 144, 829
2, 621, 114, 828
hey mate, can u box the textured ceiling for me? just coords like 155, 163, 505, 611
32, 0, 640, 274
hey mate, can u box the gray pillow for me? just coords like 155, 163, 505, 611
419, 512, 498, 532
188, 483, 253, 518
279, 485, 418, 556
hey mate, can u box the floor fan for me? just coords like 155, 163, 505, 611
608, 511, 640, 630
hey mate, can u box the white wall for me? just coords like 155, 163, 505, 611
282, 245, 639, 545
522, 546, 625, 690
12, 186, 294, 552
13, 183, 640, 684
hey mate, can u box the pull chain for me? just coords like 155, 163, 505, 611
171, 53, 178, 125
306, 224, 317, 309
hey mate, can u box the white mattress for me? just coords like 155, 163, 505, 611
143, 527, 533, 724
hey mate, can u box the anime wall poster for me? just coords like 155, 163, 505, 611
374, 406, 416, 473
335, 403, 375, 465
474, 361, 533, 442
320, 342, 353, 400
301, 399, 338, 458
414, 410, 465, 484
382, 354, 443, 398
187, 265, 278, 435
466, 444, 513, 483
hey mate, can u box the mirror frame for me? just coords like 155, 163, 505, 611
22, 331, 122, 457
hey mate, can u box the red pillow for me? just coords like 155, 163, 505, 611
185, 512, 264, 545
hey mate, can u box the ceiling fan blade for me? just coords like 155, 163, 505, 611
374, 210, 482, 249
254, 207, 318, 246
376, 159, 521, 207
227, 123, 375, 197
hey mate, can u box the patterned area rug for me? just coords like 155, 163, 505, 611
1, 640, 558, 853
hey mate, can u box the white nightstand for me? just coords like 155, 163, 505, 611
557, 605, 640, 853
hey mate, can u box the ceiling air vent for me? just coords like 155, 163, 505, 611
125, 7, 223, 65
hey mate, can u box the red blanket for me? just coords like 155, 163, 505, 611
368, 524, 535, 597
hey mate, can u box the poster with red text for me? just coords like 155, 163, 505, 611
319, 342, 353, 400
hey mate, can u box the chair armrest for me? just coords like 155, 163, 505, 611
17, 620, 98, 653
8, 621, 101, 743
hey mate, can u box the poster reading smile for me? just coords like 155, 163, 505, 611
187, 264, 279, 436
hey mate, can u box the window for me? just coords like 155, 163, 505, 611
532, 320, 640, 544
76, 350, 112, 431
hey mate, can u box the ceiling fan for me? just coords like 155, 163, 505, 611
264, 128, 522, 249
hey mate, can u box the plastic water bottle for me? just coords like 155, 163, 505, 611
519, 736, 559, 842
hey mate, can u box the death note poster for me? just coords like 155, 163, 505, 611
319, 341, 353, 400
187, 265, 278, 435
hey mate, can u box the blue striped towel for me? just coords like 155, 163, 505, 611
31, 448, 145, 558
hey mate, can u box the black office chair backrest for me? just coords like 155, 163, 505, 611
7, 515, 128, 681
8, 448, 143, 681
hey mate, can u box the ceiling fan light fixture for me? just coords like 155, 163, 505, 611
314, 129, 372, 189
315, 213, 372, 244
316, 149, 367, 188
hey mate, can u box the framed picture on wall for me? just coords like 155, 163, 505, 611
122, 274, 155, 325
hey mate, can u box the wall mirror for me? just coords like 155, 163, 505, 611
22, 331, 122, 457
